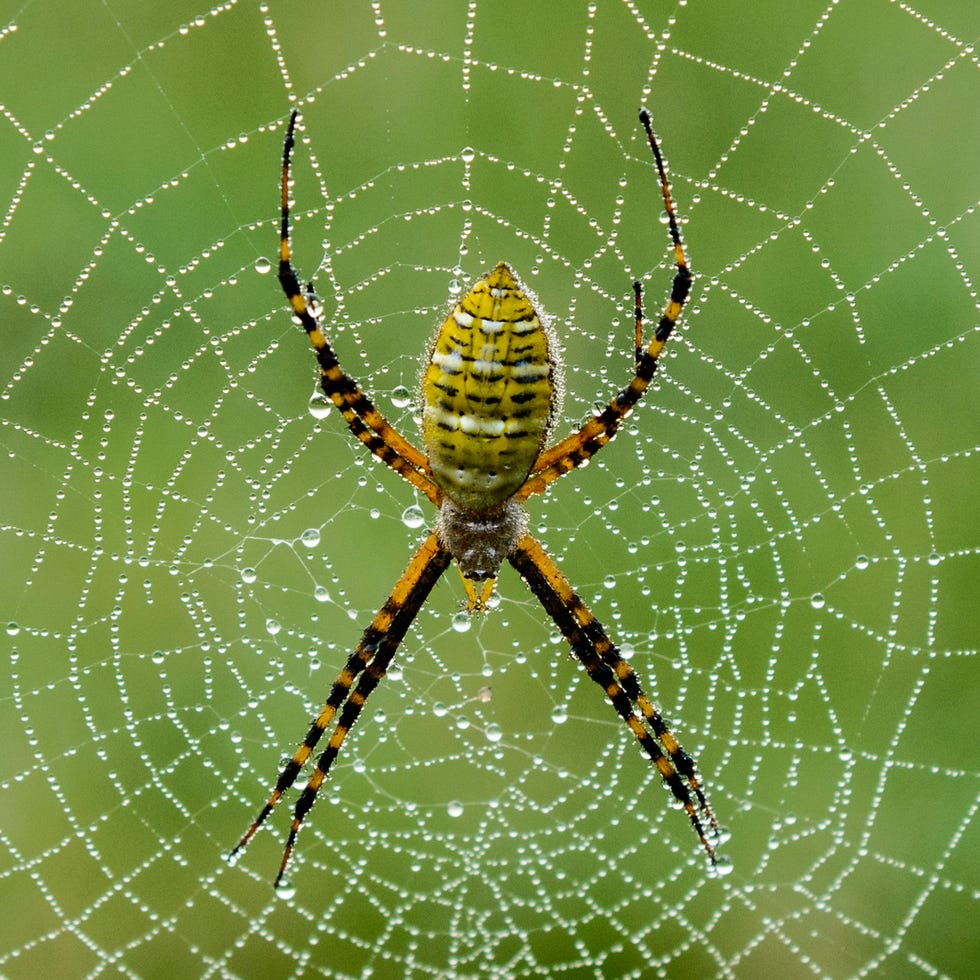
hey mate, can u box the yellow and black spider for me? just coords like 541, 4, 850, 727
232, 108, 720, 887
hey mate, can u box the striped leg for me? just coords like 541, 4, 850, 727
273, 604, 423, 887
508, 534, 717, 863
574, 590, 715, 821
517, 109, 691, 502
231, 531, 452, 883
279, 110, 442, 507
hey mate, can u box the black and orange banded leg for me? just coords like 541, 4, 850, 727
508, 534, 717, 864
278, 110, 442, 507
574, 595, 716, 824
517, 108, 692, 502
274, 597, 435, 887
232, 531, 453, 883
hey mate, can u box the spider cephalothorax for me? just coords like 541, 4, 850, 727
231, 108, 719, 887
436, 495, 527, 588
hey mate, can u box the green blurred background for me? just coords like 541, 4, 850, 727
1, 1, 977, 977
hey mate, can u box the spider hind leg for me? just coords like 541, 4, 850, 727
231, 532, 452, 886
509, 534, 719, 864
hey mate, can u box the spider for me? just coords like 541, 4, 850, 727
232, 108, 719, 887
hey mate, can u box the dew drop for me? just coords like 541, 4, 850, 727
401, 504, 426, 529
451, 611, 471, 633
308, 392, 331, 419
711, 854, 735, 877
447, 800, 464, 817
300, 527, 320, 548
255, 256, 271, 275
713, 824, 734, 846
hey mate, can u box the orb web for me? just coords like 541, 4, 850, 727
1, 1, 977, 977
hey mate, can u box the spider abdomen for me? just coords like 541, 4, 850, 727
422, 262, 558, 514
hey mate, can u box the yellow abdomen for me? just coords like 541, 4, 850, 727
422, 263, 557, 514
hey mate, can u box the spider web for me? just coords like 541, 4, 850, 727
1, 0, 978, 976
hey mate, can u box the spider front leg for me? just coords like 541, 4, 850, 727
509, 534, 718, 864
517, 108, 691, 502
278, 110, 442, 506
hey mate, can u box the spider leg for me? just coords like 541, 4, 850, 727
517, 109, 691, 502
508, 534, 718, 864
231, 530, 452, 885
279, 110, 442, 507
577, 594, 715, 824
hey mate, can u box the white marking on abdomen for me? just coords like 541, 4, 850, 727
510, 316, 541, 334
460, 414, 505, 435
509, 361, 550, 378
432, 349, 464, 373
471, 358, 504, 377
424, 405, 521, 437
